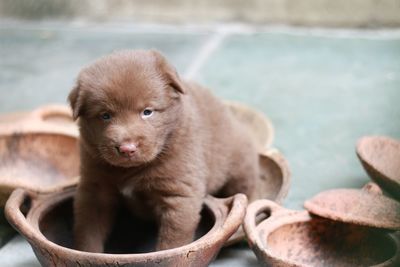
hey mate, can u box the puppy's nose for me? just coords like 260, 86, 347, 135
117, 142, 137, 157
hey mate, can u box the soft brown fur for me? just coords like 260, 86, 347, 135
69, 50, 259, 252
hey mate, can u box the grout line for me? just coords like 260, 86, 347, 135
183, 28, 230, 80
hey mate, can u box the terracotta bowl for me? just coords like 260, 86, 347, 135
0, 105, 79, 206
0, 104, 78, 137
5, 188, 247, 267
225, 101, 274, 151
244, 199, 400, 267
356, 136, 400, 200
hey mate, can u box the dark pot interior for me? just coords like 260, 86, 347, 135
266, 216, 396, 267
38, 197, 215, 254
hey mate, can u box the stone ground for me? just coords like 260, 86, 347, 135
0, 20, 400, 266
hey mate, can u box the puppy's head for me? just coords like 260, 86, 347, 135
69, 50, 185, 168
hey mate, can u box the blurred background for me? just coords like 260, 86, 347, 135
1, 1, 400, 266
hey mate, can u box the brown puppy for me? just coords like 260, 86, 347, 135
69, 50, 259, 253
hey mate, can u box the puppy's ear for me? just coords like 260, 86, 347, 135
68, 82, 84, 120
165, 66, 185, 95
151, 50, 185, 94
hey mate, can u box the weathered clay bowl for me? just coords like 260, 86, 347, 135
0, 104, 78, 137
244, 199, 400, 267
225, 101, 274, 151
5, 188, 247, 267
0, 105, 79, 206
356, 136, 400, 200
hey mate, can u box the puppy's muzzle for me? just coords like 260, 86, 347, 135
116, 142, 137, 157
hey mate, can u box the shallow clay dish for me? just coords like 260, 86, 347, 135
0, 105, 79, 206
5, 188, 247, 267
244, 199, 400, 267
225, 101, 274, 151
356, 136, 400, 200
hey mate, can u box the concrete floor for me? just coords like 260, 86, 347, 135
1, 21, 400, 266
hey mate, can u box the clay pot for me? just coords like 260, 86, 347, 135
0, 105, 79, 206
244, 199, 400, 267
5, 188, 247, 267
225, 101, 274, 152
0, 104, 78, 137
356, 136, 400, 200
244, 184, 400, 267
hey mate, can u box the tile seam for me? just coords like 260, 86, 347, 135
183, 28, 231, 80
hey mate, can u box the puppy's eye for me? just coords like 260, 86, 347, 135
100, 112, 112, 121
141, 108, 153, 119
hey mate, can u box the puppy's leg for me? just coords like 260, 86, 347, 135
156, 196, 202, 250
74, 180, 118, 253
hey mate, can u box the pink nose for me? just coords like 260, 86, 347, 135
117, 142, 137, 157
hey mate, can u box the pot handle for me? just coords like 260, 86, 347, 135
362, 182, 382, 195
243, 199, 293, 248
206, 193, 248, 239
220, 193, 248, 233
4, 189, 38, 241
29, 104, 73, 123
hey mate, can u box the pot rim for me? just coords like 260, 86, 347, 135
6, 188, 247, 262
0, 104, 78, 138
